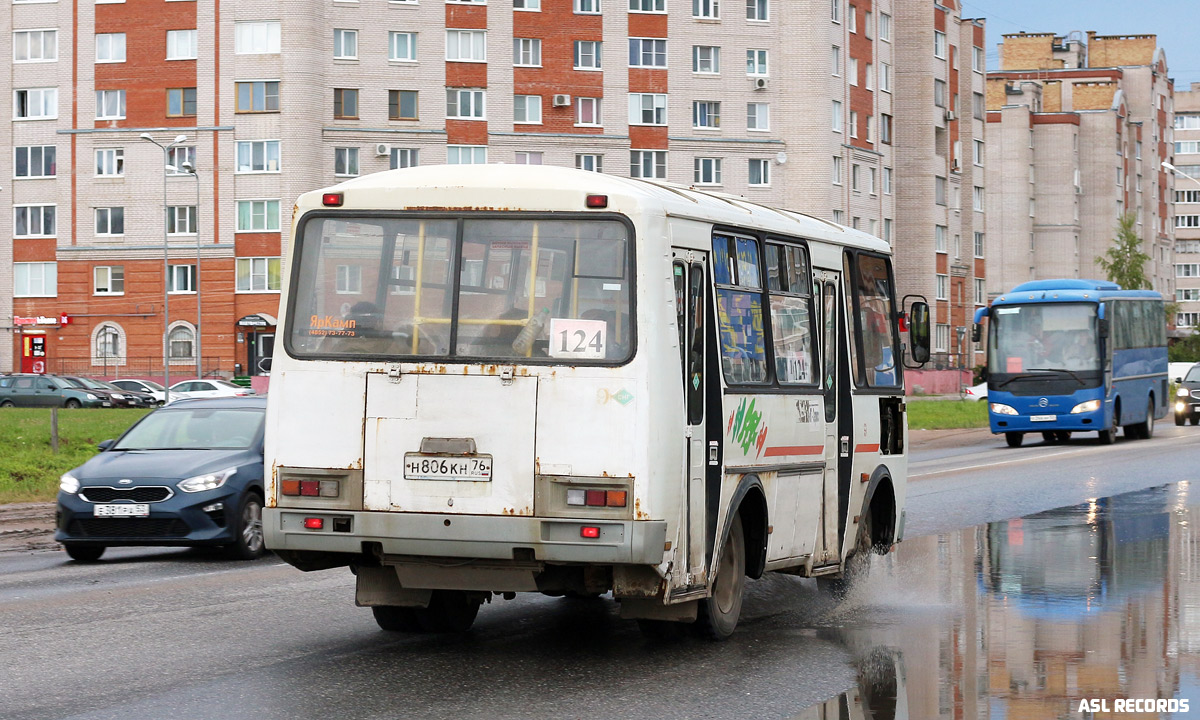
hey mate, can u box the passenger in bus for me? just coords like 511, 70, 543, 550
1059, 331, 1098, 370
341, 301, 432, 355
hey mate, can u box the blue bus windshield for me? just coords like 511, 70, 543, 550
988, 303, 1099, 376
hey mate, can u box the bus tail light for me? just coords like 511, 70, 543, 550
585, 194, 608, 209
281, 479, 340, 497
566, 488, 627, 507
580, 526, 601, 538
303, 517, 324, 530
322, 193, 344, 207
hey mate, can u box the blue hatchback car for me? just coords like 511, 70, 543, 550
55, 397, 268, 562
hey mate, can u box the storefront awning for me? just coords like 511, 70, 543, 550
236, 313, 277, 327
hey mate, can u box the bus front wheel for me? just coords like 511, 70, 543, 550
1099, 424, 1118, 444
1005, 432, 1024, 448
695, 514, 745, 641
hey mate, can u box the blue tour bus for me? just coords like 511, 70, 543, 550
973, 279, 1167, 447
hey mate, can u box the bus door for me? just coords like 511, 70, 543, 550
815, 270, 848, 566
673, 251, 709, 585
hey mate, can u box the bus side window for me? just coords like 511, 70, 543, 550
673, 261, 687, 386
821, 281, 838, 422
688, 263, 705, 425
713, 234, 768, 384
766, 243, 816, 386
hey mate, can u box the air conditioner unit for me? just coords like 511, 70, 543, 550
753, 77, 769, 91
375, 143, 391, 157
945, 110, 957, 121
552, 94, 572, 107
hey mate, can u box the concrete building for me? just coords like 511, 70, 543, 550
1171, 83, 1200, 333
893, 0, 986, 368
985, 32, 1174, 302
1, 0, 950, 376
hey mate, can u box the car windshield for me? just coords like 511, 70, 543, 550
212, 379, 245, 390
72, 377, 109, 390
59, 377, 87, 388
1186, 366, 1200, 383
136, 380, 165, 391
113, 408, 264, 450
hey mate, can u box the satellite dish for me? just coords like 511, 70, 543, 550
775, 152, 788, 164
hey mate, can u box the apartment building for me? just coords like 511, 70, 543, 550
1172, 83, 1200, 332
892, 0, 986, 368
2, 0, 930, 375
985, 32, 1174, 302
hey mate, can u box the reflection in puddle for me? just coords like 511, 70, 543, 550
799, 482, 1199, 719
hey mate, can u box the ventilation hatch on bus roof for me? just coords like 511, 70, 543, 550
1010, 279, 1120, 292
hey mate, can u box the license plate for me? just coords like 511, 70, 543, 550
94, 503, 149, 517
102, 402, 112, 407
403, 454, 493, 482
1030, 414, 1057, 422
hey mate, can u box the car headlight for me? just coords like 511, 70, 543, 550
1070, 399, 1102, 414
989, 403, 1018, 416
1178, 387, 1190, 398
110, 393, 125, 399
177, 467, 237, 493
85, 393, 98, 400
60, 472, 79, 494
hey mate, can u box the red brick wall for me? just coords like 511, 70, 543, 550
95, 0, 197, 128
512, 0, 604, 134
848, 0, 873, 151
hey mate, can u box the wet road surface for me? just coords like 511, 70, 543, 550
1, 424, 1198, 719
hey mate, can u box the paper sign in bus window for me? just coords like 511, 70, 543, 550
549, 318, 607, 359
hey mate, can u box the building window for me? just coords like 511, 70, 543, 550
693, 101, 721, 129
748, 158, 770, 186
974, 232, 985, 257
1177, 190, 1200, 204
879, 12, 891, 40
236, 257, 282, 292
880, 113, 892, 144
169, 324, 195, 359
879, 63, 891, 92
515, 151, 543, 165
746, 0, 767, 20
15, 205, 55, 237
576, 154, 603, 172
333, 88, 359, 119
746, 102, 769, 131
691, 0, 716, 18
514, 94, 542, 124
973, 46, 984, 72
446, 88, 485, 119
236, 140, 281, 173
1180, 313, 1200, 328
94, 266, 124, 295
974, 278, 985, 305
883, 218, 892, 243
1178, 289, 1200, 302
865, 63, 873, 90
514, 0, 541, 9
336, 265, 362, 294
14, 29, 57, 62
832, 100, 842, 132
166, 29, 197, 60
747, 49, 767, 76
389, 90, 418, 120
576, 97, 601, 126
936, 274, 948, 300
167, 265, 196, 293
934, 31, 946, 58
446, 29, 486, 61
973, 92, 985, 120
1176, 115, 1200, 130
237, 199, 281, 232
1177, 264, 1200, 277
14, 262, 56, 297
389, 32, 416, 61
235, 22, 281, 54
847, 3, 856, 31
629, 38, 667, 67
694, 157, 722, 185
514, 38, 541, 66
628, 93, 667, 125
693, 45, 720, 74
167, 146, 196, 175
447, 145, 487, 164
848, 57, 857, 86
936, 225, 947, 253
851, 163, 860, 191
575, 0, 600, 13
934, 79, 946, 108
390, 148, 419, 169
831, 46, 841, 76
96, 89, 125, 119
883, 166, 892, 194
166, 206, 197, 235
631, 150, 666, 179
632, 0, 665, 10
96, 33, 125, 62
868, 166, 877, 194
167, 87, 197, 117
832, 155, 843, 185
93, 323, 125, 366
14, 88, 56, 119
94, 207, 124, 236
973, 185, 985, 212
235, 81, 280, 113
1177, 215, 1200, 229
1175, 141, 1200, 155
15, 145, 55, 178
1180, 240, 1200, 254
333, 29, 358, 59
849, 110, 857, 138
832, 210, 845, 224
334, 147, 359, 176
574, 40, 601, 69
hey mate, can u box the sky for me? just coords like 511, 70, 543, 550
959, 0, 1200, 90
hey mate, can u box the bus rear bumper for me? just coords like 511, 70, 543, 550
264, 508, 668, 566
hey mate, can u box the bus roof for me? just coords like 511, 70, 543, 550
994, 278, 1161, 306
298, 164, 891, 254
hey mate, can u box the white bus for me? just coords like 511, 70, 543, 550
263, 165, 930, 639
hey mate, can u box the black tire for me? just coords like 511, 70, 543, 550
1098, 423, 1118, 444
0, 400, 12, 408
695, 514, 746, 640
1177, 414, 1187, 427
372, 605, 424, 632
1141, 399, 1155, 440
1005, 432, 1024, 448
1054, 431, 1071, 443
1191, 415, 1199, 426
64, 544, 105, 562
817, 509, 874, 600
225, 492, 265, 560
1041, 431, 1058, 443
413, 590, 481, 632
64, 399, 82, 409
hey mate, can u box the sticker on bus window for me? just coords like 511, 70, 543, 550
1006, 357, 1023, 373
549, 318, 607, 360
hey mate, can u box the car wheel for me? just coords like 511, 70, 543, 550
64, 544, 105, 562
64, 399, 82, 409
1005, 432, 1024, 448
695, 514, 746, 640
1191, 415, 1199, 426
1177, 413, 1187, 427
0, 400, 12, 408
225, 491, 265, 560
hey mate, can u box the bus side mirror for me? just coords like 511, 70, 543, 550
971, 323, 982, 344
908, 301, 931, 365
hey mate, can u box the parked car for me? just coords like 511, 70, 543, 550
167, 378, 256, 402
0, 374, 110, 408
964, 381, 988, 401
111, 378, 167, 406
55, 396, 268, 562
1175, 363, 1200, 426
59, 376, 154, 408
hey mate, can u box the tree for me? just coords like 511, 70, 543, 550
1096, 213, 1150, 290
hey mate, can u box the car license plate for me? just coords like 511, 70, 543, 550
403, 454, 492, 482
93, 503, 149, 517
102, 402, 112, 407
1030, 414, 1056, 422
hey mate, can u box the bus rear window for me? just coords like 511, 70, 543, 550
287, 216, 633, 363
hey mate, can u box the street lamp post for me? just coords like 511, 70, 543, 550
180, 160, 201, 379
139, 133, 188, 404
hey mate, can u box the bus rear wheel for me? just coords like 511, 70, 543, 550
1005, 432, 1024, 448
414, 590, 481, 633
695, 514, 745, 641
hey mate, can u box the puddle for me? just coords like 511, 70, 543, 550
798, 482, 1199, 719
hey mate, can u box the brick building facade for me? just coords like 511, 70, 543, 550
1172, 83, 1200, 332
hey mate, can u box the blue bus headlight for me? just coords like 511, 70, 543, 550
1070, 399, 1102, 414
990, 403, 1018, 415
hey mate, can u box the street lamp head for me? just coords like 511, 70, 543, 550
173, 134, 188, 144
1163, 161, 1178, 172
181, 160, 195, 173
139, 132, 154, 141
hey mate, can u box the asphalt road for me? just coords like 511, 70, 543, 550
1, 422, 1196, 720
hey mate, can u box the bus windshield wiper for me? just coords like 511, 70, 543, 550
1025, 367, 1085, 384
